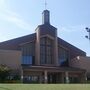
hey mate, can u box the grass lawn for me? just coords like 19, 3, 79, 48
0, 84, 90, 90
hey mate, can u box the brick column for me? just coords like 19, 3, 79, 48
54, 29, 59, 66
80, 72, 87, 83
39, 75, 43, 83
35, 28, 40, 65
61, 72, 64, 83
44, 70, 48, 83
65, 72, 69, 83
21, 69, 23, 83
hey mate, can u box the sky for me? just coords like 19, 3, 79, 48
0, 0, 90, 56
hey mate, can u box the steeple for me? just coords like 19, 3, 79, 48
42, 0, 50, 24
42, 10, 50, 24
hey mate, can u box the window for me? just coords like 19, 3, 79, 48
22, 56, 32, 65
40, 37, 53, 64
21, 42, 35, 65
58, 47, 69, 66
23, 75, 39, 83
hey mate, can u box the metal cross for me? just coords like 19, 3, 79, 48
45, 0, 47, 9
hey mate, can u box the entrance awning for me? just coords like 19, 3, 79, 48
22, 65, 86, 73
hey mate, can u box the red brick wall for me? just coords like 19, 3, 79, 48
70, 56, 90, 74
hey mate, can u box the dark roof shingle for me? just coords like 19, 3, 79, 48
0, 33, 36, 50
0, 32, 86, 58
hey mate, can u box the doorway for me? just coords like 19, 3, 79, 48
48, 73, 58, 83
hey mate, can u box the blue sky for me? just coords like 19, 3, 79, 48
0, 0, 90, 56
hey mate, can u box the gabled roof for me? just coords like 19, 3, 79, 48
58, 38, 86, 58
0, 33, 35, 50
0, 32, 86, 57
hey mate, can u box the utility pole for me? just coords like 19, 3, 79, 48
85, 27, 90, 41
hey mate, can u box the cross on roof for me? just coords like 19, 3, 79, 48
45, 0, 47, 9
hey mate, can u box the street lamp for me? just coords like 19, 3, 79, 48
85, 27, 90, 41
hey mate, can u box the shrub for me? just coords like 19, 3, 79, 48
0, 64, 11, 83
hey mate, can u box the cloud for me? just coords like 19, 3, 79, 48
0, 0, 5, 6
4, 10, 31, 30
0, 0, 31, 30
0, 33, 7, 41
0, 0, 6, 10
59, 25, 86, 33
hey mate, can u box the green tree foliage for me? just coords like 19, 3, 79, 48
0, 64, 11, 83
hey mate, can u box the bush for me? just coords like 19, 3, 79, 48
0, 64, 11, 83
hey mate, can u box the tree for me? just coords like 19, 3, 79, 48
0, 64, 11, 83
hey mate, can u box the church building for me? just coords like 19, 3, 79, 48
0, 9, 87, 83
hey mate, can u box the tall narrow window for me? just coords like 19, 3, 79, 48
58, 47, 69, 66
40, 37, 53, 64
21, 42, 35, 65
